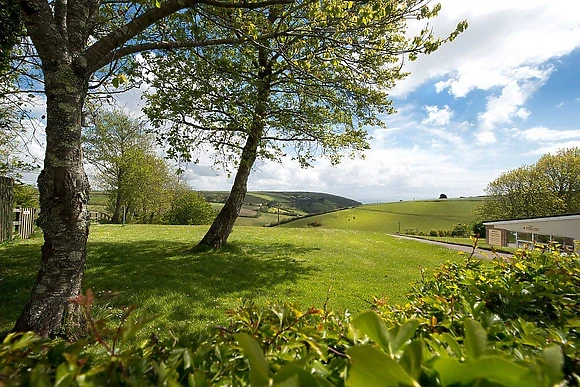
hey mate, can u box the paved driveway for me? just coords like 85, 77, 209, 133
390, 234, 513, 260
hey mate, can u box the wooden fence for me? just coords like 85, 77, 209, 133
13, 208, 38, 239
0, 176, 14, 242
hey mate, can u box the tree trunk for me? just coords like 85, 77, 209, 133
0, 176, 14, 242
197, 130, 263, 249
198, 51, 272, 249
111, 190, 123, 224
13, 63, 91, 339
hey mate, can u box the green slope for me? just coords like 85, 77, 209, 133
282, 198, 482, 234
202, 191, 361, 215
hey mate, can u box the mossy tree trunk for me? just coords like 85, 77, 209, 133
13, 60, 91, 338
0, 176, 14, 242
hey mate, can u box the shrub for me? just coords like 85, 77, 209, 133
166, 190, 216, 225
451, 222, 470, 237
404, 227, 419, 235
429, 229, 438, 237
471, 221, 486, 237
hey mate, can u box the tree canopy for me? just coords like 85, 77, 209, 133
475, 147, 580, 221
144, 0, 467, 248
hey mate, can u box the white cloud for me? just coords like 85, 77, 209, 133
515, 108, 530, 120
533, 141, 580, 155
393, 0, 580, 97
516, 127, 580, 142
423, 105, 454, 126
476, 131, 497, 145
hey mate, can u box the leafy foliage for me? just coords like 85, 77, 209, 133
13, 184, 38, 208
83, 108, 181, 224
3, 246, 577, 385
475, 147, 580, 220
166, 190, 217, 225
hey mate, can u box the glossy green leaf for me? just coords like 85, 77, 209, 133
234, 333, 270, 386
346, 345, 418, 387
350, 311, 391, 353
400, 339, 423, 380
464, 319, 487, 358
391, 319, 420, 353
432, 356, 537, 387
541, 345, 564, 384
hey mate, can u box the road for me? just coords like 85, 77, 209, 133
390, 234, 513, 260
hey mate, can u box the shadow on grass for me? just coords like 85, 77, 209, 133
84, 239, 319, 323
0, 241, 41, 334
2, 237, 320, 334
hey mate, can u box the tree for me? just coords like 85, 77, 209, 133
166, 189, 216, 225
83, 108, 154, 223
14, 183, 39, 208
12, 0, 299, 338
144, 1, 467, 248
439, 193, 447, 199
475, 147, 580, 221
536, 147, 580, 213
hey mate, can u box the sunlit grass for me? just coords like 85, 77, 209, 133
283, 198, 481, 233
1, 225, 462, 337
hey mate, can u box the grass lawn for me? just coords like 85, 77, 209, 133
283, 198, 482, 234
0, 225, 462, 337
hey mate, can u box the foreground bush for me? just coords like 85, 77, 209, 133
1, 249, 578, 386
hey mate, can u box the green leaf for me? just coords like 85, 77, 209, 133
234, 333, 270, 386
391, 319, 420, 353
400, 339, 423, 380
439, 333, 463, 358
464, 319, 487, 358
541, 345, 564, 384
350, 311, 391, 353
54, 362, 75, 387
273, 365, 329, 387
346, 345, 418, 387
432, 356, 538, 387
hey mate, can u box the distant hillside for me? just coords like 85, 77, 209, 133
201, 191, 361, 215
281, 198, 483, 233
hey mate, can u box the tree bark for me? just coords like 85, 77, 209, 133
0, 176, 14, 242
198, 51, 272, 249
13, 61, 91, 339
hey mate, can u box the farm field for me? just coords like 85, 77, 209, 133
0, 224, 462, 337
283, 198, 483, 234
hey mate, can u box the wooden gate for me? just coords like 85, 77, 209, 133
0, 176, 14, 242
13, 208, 38, 239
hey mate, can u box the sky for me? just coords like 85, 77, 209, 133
19, 0, 580, 204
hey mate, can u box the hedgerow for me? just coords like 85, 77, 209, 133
1, 247, 578, 386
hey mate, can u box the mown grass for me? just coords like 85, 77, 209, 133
283, 198, 482, 233
0, 225, 462, 337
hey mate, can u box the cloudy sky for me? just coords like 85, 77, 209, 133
21, 1, 580, 203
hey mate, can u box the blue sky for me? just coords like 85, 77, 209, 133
21, 0, 580, 204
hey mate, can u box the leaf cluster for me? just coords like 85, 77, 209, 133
475, 147, 580, 221
143, 0, 467, 169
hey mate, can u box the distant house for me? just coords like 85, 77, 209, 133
484, 213, 580, 251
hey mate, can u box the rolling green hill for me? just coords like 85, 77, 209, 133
202, 191, 361, 215
282, 198, 483, 234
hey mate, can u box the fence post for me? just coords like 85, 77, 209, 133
0, 176, 14, 242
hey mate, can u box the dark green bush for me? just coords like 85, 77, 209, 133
429, 229, 438, 237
